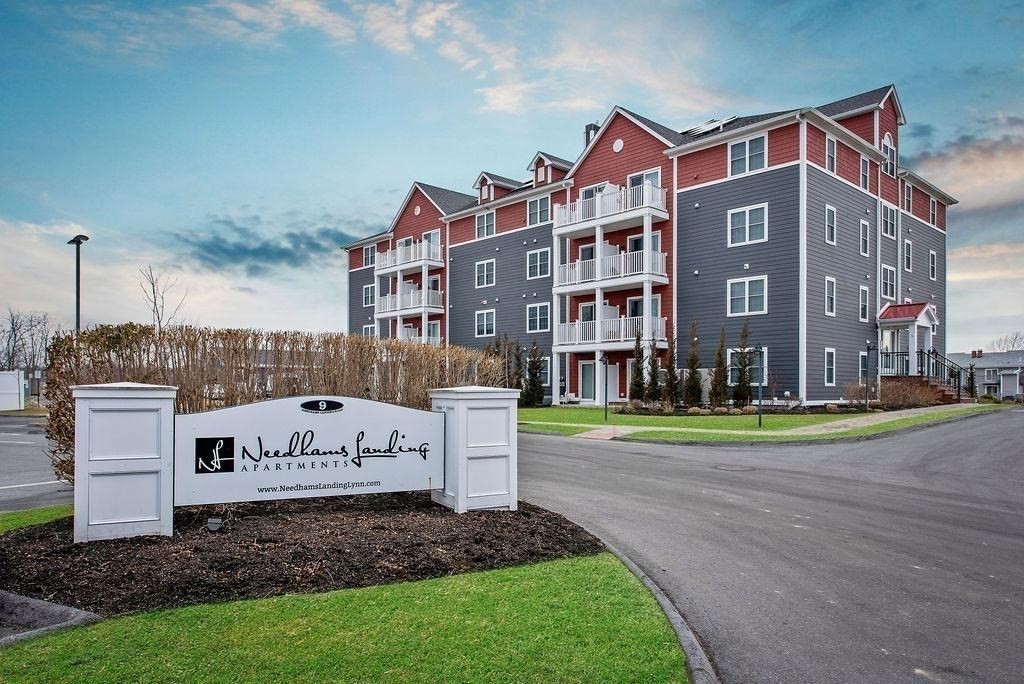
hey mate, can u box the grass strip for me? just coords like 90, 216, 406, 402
519, 406, 848, 430
0, 504, 72, 534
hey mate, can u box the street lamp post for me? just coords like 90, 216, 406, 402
864, 340, 874, 413
599, 352, 609, 423
67, 234, 89, 333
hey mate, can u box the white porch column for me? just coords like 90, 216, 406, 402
551, 350, 561, 405
908, 325, 919, 374
595, 224, 604, 279
420, 262, 428, 340
642, 213, 653, 273
595, 351, 606, 406
551, 239, 562, 407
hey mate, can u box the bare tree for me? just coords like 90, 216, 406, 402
1, 308, 27, 371
990, 331, 1024, 352
139, 266, 188, 336
0, 309, 53, 371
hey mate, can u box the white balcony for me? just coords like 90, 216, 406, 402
397, 334, 443, 346
375, 240, 444, 274
553, 183, 668, 236
555, 249, 668, 293
375, 289, 444, 318
554, 315, 667, 352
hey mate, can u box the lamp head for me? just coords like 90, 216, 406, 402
67, 234, 90, 246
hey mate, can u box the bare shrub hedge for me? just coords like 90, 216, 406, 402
878, 378, 941, 409
45, 324, 510, 483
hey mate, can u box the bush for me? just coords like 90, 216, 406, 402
842, 381, 875, 409
45, 324, 510, 484
713, 406, 729, 415
878, 379, 941, 409
825, 403, 839, 413
686, 406, 702, 415
740, 405, 758, 415
698, 408, 713, 416
727, 408, 742, 415
978, 395, 1001, 404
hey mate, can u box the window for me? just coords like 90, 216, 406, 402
727, 275, 768, 316
475, 309, 495, 337
627, 232, 661, 253
985, 368, 998, 382
859, 286, 870, 322
881, 265, 896, 300
860, 156, 870, 190
362, 324, 375, 337
527, 248, 550, 279
527, 302, 550, 333
882, 205, 897, 239
727, 347, 767, 386
362, 246, 375, 267
729, 135, 766, 176
860, 220, 870, 257
904, 183, 913, 212
628, 168, 661, 189
904, 240, 913, 272
986, 384, 999, 396
929, 197, 938, 225
824, 348, 836, 386
824, 277, 836, 317
858, 351, 869, 385
427, 275, 441, 291
929, 250, 937, 281
527, 196, 550, 225
826, 136, 837, 173
539, 357, 551, 387
824, 205, 837, 245
882, 133, 896, 177
475, 211, 495, 239
728, 204, 768, 247
475, 259, 495, 288
362, 284, 375, 307
535, 164, 544, 184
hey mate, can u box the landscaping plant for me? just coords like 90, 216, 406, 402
645, 341, 661, 406
522, 342, 546, 407
683, 320, 702, 407
709, 327, 728, 407
732, 320, 753, 407
661, 328, 681, 408
629, 331, 645, 401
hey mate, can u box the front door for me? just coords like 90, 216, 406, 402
580, 361, 596, 401
606, 363, 619, 402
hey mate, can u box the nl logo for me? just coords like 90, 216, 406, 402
195, 437, 235, 474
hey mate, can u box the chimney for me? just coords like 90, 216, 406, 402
971, 350, 977, 358
585, 123, 600, 147
978, 349, 984, 358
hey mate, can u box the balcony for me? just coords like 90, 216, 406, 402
554, 315, 667, 352
375, 289, 444, 318
553, 183, 668, 237
374, 240, 444, 275
397, 334, 443, 346
554, 249, 668, 293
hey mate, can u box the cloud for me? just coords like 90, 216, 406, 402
356, 0, 415, 53
475, 82, 535, 113
907, 134, 1024, 214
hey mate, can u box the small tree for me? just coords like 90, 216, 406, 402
522, 342, 545, 407
967, 363, 977, 398
630, 331, 645, 401
645, 341, 661, 404
709, 328, 728, 407
732, 319, 753, 407
683, 320, 702, 406
662, 329, 681, 408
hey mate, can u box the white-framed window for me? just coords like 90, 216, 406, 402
824, 348, 836, 387
362, 283, 375, 307
526, 248, 550, 279
362, 245, 376, 267
627, 168, 661, 190
727, 275, 767, 316
860, 220, 870, 257
860, 156, 870, 190
362, 324, 375, 337
904, 183, 913, 212
904, 239, 913, 272
475, 211, 495, 239
858, 351, 869, 385
882, 133, 896, 177
929, 250, 937, 281
824, 205, 837, 245
526, 302, 550, 333
824, 277, 837, 317
985, 384, 999, 396
882, 205, 897, 239
527, 196, 550, 225
727, 347, 768, 386
727, 203, 768, 247
475, 259, 495, 288
985, 368, 998, 382
929, 197, 938, 225
881, 265, 896, 300
539, 357, 551, 387
535, 164, 544, 184
475, 309, 495, 337
627, 231, 662, 253
729, 135, 766, 176
859, 285, 870, 322
826, 135, 837, 174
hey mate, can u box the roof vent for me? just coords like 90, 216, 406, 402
585, 123, 600, 146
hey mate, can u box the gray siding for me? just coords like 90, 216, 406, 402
448, 225, 554, 396
900, 212, 947, 355
677, 164, 800, 396
805, 166, 879, 401
348, 267, 376, 335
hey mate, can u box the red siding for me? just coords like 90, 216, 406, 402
878, 93, 900, 206
836, 140, 861, 187
807, 124, 826, 168
839, 111, 875, 145
678, 144, 727, 189
449, 214, 476, 245
349, 246, 364, 270
768, 123, 799, 166
937, 203, 946, 231
912, 185, 932, 223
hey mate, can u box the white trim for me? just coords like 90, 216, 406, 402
824, 204, 837, 245
625, 293, 661, 319
626, 229, 662, 253
726, 275, 768, 317
526, 301, 551, 334
903, 181, 913, 213
728, 133, 767, 177
362, 283, 375, 307
859, 220, 871, 257
578, 242, 596, 261
858, 351, 869, 385
859, 285, 870, 322
576, 180, 610, 203
881, 264, 896, 300
362, 323, 375, 337
798, 116, 808, 403
566, 107, 676, 179
881, 203, 898, 240
929, 197, 938, 225
474, 309, 495, 338
474, 258, 496, 288
540, 356, 551, 387
475, 210, 496, 239
627, 166, 662, 190
859, 155, 870, 190
727, 347, 768, 386
444, 180, 572, 221
526, 247, 551, 280
825, 134, 837, 174
526, 194, 552, 227
362, 245, 377, 268
929, 250, 937, 281
903, 239, 913, 273
882, 133, 896, 177
675, 161, 799, 194
824, 348, 836, 387
349, 264, 375, 272
824, 276, 836, 317
449, 222, 534, 249
577, 360, 597, 401
727, 203, 768, 248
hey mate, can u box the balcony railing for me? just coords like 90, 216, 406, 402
554, 183, 667, 229
375, 240, 443, 271
555, 250, 667, 287
397, 334, 443, 346
377, 289, 444, 313
557, 316, 667, 346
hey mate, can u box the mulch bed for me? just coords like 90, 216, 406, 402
0, 493, 603, 617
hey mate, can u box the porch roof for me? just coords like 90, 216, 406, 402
877, 301, 939, 327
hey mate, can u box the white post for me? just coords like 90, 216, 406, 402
551, 347, 561, 406
430, 386, 521, 513
909, 325, 919, 375
595, 224, 604, 279
72, 382, 177, 543
0, 370, 25, 411
551, 237, 562, 407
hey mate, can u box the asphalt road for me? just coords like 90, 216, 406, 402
0, 416, 71, 512
520, 409, 1024, 684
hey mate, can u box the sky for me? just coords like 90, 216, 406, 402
1, 0, 1022, 352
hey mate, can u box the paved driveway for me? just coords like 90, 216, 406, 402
520, 409, 1024, 683
0, 416, 70, 512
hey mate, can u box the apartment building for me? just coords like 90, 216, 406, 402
346, 84, 958, 405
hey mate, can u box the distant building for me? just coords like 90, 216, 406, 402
948, 350, 1024, 399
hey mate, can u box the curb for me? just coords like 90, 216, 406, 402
0, 590, 101, 648
601, 540, 721, 684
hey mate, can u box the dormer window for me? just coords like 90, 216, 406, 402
882, 133, 896, 177
535, 164, 544, 184
478, 183, 489, 204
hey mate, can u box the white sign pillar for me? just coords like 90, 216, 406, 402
430, 386, 521, 513
0, 370, 25, 411
72, 382, 177, 543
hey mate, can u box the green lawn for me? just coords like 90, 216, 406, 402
0, 504, 72, 534
519, 406, 848, 430
518, 422, 592, 436
0, 552, 686, 683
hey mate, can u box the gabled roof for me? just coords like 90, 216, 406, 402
675, 110, 797, 146
344, 230, 390, 250
877, 301, 939, 326
617, 106, 686, 146
416, 182, 476, 215
528, 151, 573, 171
947, 351, 1024, 369
473, 171, 522, 190
818, 84, 906, 125
565, 105, 682, 178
